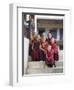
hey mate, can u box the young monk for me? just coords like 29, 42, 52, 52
45, 45, 56, 67
50, 37, 59, 61
31, 35, 41, 61
39, 34, 48, 61
46, 32, 52, 44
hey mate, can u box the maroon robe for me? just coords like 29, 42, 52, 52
31, 40, 40, 61
51, 43, 59, 61
45, 49, 55, 66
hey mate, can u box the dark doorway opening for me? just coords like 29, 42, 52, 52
38, 28, 45, 36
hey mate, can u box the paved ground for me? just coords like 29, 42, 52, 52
24, 50, 63, 74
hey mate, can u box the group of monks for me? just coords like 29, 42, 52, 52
29, 32, 59, 67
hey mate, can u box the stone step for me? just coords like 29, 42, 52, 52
44, 64, 63, 73
56, 61, 63, 67
26, 66, 63, 74
52, 68, 63, 73
26, 61, 63, 74
27, 60, 63, 69
27, 61, 45, 69
27, 68, 43, 74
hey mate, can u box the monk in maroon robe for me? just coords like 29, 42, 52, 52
50, 38, 59, 61
31, 36, 40, 61
45, 45, 56, 67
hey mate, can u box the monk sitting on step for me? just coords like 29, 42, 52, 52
50, 37, 59, 61
45, 45, 56, 67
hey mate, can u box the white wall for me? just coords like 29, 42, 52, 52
0, 0, 74, 89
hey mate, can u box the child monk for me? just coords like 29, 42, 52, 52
31, 35, 40, 61
45, 45, 56, 67
50, 38, 59, 61
39, 34, 48, 61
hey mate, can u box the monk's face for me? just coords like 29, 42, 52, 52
51, 38, 55, 44
48, 33, 52, 38
48, 45, 51, 51
43, 36, 46, 42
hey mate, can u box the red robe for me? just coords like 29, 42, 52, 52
31, 40, 40, 61
45, 49, 55, 65
51, 43, 59, 61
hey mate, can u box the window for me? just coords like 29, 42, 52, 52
50, 29, 57, 39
